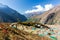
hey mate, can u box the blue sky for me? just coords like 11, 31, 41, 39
0, 0, 60, 14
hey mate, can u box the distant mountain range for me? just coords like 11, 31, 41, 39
31, 5, 60, 25
24, 12, 43, 18
0, 4, 27, 22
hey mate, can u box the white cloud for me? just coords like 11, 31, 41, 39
25, 4, 54, 13
44, 4, 54, 11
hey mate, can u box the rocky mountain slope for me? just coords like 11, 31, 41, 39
0, 4, 27, 22
31, 5, 60, 25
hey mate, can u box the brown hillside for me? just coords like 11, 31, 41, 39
32, 5, 60, 25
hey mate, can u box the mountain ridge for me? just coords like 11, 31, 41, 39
0, 4, 27, 22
